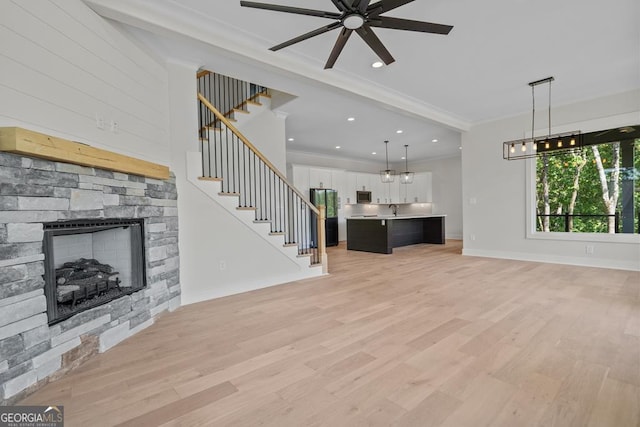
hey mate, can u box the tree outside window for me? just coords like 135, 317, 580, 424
536, 137, 639, 234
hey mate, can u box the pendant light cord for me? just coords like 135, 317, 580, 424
531, 85, 535, 142
385, 140, 390, 169
404, 145, 409, 171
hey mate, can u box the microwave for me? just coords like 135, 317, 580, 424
356, 190, 372, 204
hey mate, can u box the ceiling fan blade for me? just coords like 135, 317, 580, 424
367, 0, 414, 16
355, 25, 395, 65
369, 16, 453, 34
324, 28, 354, 69
331, 0, 352, 12
270, 22, 342, 51
353, 0, 372, 13
240, 1, 341, 19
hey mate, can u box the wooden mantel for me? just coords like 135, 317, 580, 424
0, 127, 170, 180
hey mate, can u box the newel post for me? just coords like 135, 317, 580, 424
318, 205, 328, 274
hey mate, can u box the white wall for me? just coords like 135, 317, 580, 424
167, 61, 321, 305
0, 0, 170, 164
238, 107, 287, 172
287, 150, 384, 173
411, 155, 463, 240
462, 90, 640, 270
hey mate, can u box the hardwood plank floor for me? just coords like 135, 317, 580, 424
20, 241, 640, 426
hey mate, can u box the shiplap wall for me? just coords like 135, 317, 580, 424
0, 0, 170, 164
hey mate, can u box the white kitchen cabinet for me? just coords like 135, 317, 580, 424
356, 173, 372, 192
309, 167, 333, 189
387, 180, 401, 204
345, 172, 358, 204
399, 172, 432, 203
370, 175, 384, 204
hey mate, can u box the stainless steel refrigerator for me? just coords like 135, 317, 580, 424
309, 188, 339, 247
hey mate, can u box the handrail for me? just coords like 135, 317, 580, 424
196, 69, 210, 79
198, 93, 319, 215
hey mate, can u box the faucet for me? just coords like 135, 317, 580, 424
389, 204, 398, 216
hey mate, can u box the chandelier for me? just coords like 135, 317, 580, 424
503, 77, 583, 160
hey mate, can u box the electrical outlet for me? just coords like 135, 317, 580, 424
219, 260, 226, 270
585, 245, 594, 254
110, 120, 119, 133
470, 234, 476, 241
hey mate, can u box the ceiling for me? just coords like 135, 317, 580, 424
86, 0, 640, 164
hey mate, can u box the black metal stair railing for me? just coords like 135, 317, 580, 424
197, 70, 268, 126
197, 92, 325, 267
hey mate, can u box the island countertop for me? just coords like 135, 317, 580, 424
347, 215, 446, 253
347, 214, 446, 220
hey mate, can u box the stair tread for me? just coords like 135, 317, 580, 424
245, 100, 262, 106
219, 192, 240, 197
297, 253, 313, 258
232, 108, 250, 114
269, 232, 285, 236
198, 176, 223, 181
283, 243, 297, 247
236, 206, 257, 211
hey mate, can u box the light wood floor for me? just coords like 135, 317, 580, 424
21, 241, 640, 426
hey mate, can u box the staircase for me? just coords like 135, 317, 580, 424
191, 71, 327, 274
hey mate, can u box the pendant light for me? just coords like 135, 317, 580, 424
400, 144, 414, 184
380, 140, 395, 183
503, 76, 582, 160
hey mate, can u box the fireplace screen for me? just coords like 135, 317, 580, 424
43, 219, 146, 325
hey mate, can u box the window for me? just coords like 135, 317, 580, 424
535, 131, 639, 234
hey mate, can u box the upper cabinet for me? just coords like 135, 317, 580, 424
293, 165, 431, 205
309, 167, 333, 189
345, 172, 358, 204
399, 172, 432, 203
356, 173, 372, 192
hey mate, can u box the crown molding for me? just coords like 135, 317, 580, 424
84, 0, 471, 132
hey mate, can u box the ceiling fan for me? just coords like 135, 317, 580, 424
239, 0, 453, 69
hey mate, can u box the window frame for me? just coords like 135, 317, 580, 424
524, 114, 640, 245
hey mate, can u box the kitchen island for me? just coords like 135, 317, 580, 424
346, 215, 445, 254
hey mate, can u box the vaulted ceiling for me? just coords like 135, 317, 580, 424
86, 0, 640, 163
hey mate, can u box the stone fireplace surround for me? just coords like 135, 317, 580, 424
0, 151, 180, 404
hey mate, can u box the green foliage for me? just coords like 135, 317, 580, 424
536, 139, 639, 233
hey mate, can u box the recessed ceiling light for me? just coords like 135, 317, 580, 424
396, 130, 403, 134
432, 139, 438, 143
372, 61, 384, 68
372, 152, 377, 155
335, 146, 341, 149
288, 138, 294, 142
347, 117, 355, 121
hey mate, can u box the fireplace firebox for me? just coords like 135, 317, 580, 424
43, 218, 146, 325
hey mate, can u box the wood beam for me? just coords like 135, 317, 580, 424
0, 127, 169, 180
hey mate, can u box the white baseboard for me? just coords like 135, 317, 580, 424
462, 248, 640, 271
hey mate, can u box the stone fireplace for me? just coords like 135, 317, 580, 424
43, 218, 146, 325
0, 151, 180, 404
